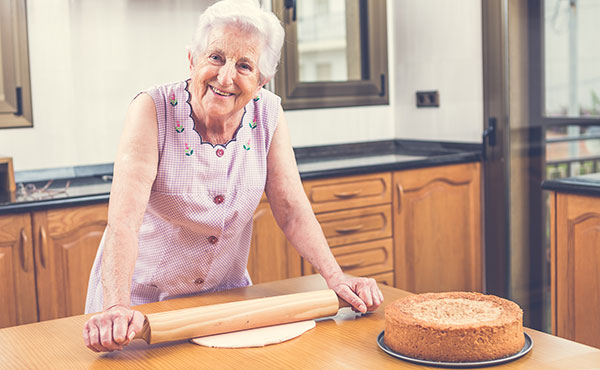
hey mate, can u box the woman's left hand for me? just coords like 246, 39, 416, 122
326, 273, 384, 313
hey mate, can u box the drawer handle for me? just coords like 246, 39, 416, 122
39, 226, 48, 269
333, 190, 361, 199
396, 183, 404, 212
339, 260, 365, 270
19, 228, 30, 272
335, 224, 364, 234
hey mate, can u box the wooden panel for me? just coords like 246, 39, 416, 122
303, 172, 391, 214
556, 193, 600, 348
303, 238, 393, 278
33, 203, 108, 321
393, 162, 482, 293
248, 195, 302, 284
0, 243, 17, 327
316, 204, 392, 247
0, 213, 37, 328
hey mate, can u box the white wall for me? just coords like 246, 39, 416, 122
392, 0, 483, 143
0, 0, 482, 172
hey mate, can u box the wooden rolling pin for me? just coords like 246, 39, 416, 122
133, 289, 343, 344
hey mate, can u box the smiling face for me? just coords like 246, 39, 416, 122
190, 24, 264, 123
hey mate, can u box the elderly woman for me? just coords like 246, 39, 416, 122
83, 0, 383, 352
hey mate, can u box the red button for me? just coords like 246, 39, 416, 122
194, 278, 204, 285
214, 195, 224, 204
216, 148, 224, 157
208, 236, 218, 244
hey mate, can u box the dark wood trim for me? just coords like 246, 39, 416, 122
273, 0, 388, 110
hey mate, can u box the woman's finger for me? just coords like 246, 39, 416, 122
336, 283, 367, 313
112, 314, 129, 345
125, 310, 146, 345
88, 322, 109, 352
99, 317, 118, 351
356, 279, 374, 308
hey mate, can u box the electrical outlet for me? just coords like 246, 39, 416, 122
416, 91, 440, 108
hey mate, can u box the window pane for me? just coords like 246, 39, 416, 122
544, 0, 600, 117
545, 124, 600, 178
297, 0, 362, 82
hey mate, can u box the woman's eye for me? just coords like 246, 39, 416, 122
209, 54, 222, 62
239, 64, 251, 71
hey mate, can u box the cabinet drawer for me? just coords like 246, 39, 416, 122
303, 239, 393, 278
303, 173, 391, 214
316, 205, 392, 247
369, 271, 394, 286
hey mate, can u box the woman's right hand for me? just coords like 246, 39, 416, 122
83, 304, 146, 352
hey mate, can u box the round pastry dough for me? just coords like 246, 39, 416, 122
190, 320, 316, 348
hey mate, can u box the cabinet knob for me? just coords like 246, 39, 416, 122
339, 260, 365, 270
396, 183, 404, 212
333, 190, 362, 199
19, 228, 30, 272
335, 224, 364, 234
39, 226, 48, 269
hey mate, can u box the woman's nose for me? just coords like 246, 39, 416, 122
217, 62, 235, 86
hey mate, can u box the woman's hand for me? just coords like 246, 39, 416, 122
83, 305, 145, 352
327, 273, 384, 313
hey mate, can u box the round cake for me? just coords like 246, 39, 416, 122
384, 292, 525, 362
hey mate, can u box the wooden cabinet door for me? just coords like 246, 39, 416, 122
32, 203, 108, 321
0, 213, 37, 328
555, 193, 600, 349
393, 162, 482, 293
248, 195, 302, 284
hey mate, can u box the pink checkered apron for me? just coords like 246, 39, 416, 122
85, 80, 280, 313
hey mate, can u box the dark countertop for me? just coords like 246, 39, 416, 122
0, 140, 481, 215
542, 173, 600, 197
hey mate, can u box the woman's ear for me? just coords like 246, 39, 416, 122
188, 51, 194, 71
257, 77, 272, 94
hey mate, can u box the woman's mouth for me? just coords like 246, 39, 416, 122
210, 85, 235, 97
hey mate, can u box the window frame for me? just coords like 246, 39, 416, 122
272, 0, 388, 110
0, 0, 33, 128
529, 0, 600, 127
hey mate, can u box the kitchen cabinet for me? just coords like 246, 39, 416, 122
550, 192, 600, 349
0, 213, 37, 328
32, 203, 108, 321
0, 203, 107, 327
248, 195, 302, 284
303, 173, 394, 283
393, 162, 482, 293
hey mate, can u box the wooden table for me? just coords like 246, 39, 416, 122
1, 275, 599, 369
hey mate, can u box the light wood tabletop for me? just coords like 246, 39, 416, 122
1, 275, 599, 370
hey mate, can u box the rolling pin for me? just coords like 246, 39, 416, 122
133, 289, 344, 344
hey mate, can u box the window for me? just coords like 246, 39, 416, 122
272, 0, 388, 110
0, 0, 33, 128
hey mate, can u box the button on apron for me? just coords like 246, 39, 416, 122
208, 236, 218, 244
214, 195, 224, 204
194, 278, 204, 285
216, 148, 224, 157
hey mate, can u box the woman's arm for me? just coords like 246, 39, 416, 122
83, 93, 158, 352
264, 106, 383, 313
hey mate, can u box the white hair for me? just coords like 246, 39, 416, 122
189, 0, 285, 84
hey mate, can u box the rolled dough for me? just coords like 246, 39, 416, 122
190, 320, 316, 348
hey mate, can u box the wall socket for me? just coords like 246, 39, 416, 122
416, 91, 440, 108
